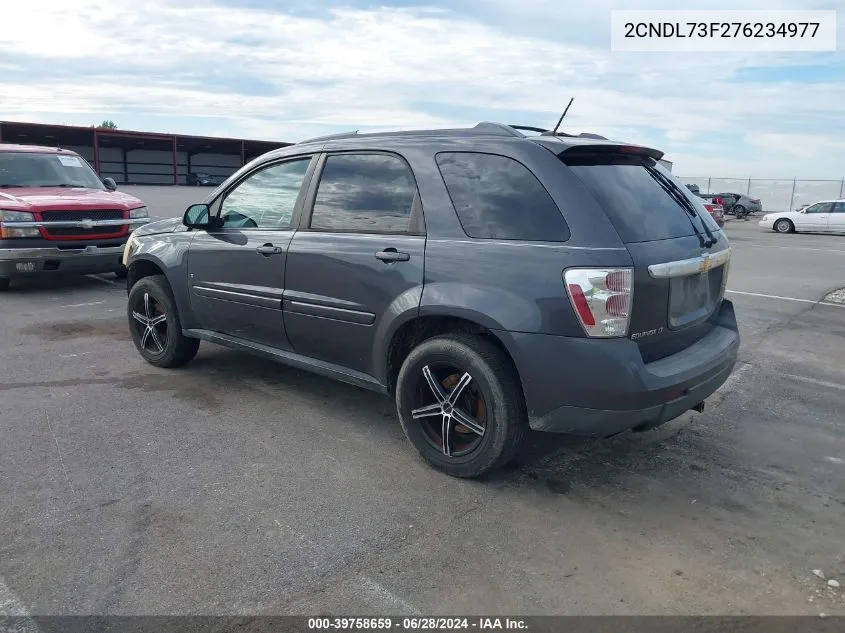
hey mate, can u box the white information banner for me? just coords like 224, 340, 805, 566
611, 10, 837, 52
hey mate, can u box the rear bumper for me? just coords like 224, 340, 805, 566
503, 300, 740, 436
0, 244, 127, 278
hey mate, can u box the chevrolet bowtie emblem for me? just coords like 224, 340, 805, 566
80, 219, 95, 229
698, 255, 712, 273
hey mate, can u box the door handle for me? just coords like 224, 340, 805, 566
256, 244, 283, 256
375, 248, 410, 263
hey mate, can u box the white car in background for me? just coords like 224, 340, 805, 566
759, 200, 845, 234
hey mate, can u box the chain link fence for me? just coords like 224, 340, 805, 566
676, 177, 845, 213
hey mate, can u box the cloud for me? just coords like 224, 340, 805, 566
0, 0, 843, 178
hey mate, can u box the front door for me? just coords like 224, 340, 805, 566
283, 152, 426, 378
796, 201, 833, 232
187, 155, 316, 349
829, 201, 845, 234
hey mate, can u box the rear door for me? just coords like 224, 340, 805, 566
283, 152, 425, 377
796, 202, 833, 232
187, 155, 316, 349
558, 148, 730, 362
830, 202, 845, 234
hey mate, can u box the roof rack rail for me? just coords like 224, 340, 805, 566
298, 122, 526, 145
472, 122, 525, 137
508, 124, 608, 141
298, 130, 360, 144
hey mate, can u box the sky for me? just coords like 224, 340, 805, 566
0, 0, 843, 179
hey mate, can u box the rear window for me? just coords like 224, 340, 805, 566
436, 152, 570, 241
561, 153, 715, 243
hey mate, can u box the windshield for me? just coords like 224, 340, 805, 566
562, 153, 719, 243
0, 152, 104, 189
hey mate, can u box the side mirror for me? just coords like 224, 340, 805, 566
183, 203, 213, 229
103, 177, 118, 191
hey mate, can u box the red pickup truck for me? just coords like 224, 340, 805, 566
0, 144, 150, 290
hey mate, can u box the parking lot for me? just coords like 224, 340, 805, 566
1, 217, 844, 616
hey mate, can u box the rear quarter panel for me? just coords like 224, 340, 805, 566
396, 139, 633, 336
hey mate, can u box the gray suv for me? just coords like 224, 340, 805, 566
123, 123, 739, 478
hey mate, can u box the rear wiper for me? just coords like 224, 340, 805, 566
646, 166, 717, 248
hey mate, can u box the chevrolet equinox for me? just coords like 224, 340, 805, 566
123, 122, 739, 478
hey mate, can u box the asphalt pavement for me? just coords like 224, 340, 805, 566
1, 219, 844, 617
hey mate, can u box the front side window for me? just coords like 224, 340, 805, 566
833, 202, 845, 213
0, 152, 103, 189
309, 153, 417, 233
805, 202, 834, 214
436, 152, 570, 241
219, 158, 311, 229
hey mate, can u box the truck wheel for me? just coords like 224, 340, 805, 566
0, 278, 9, 291
395, 333, 527, 478
127, 275, 199, 368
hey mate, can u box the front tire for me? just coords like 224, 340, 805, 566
395, 333, 527, 478
127, 275, 199, 368
774, 218, 794, 234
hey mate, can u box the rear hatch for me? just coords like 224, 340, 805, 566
554, 143, 730, 361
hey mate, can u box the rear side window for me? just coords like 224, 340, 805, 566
310, 153, 417, 233
436, 152, 570, 241
562, 153, 707, 243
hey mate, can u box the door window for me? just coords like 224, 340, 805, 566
309, 154, 418, 233
832, 202, 845, 213
219, 158, 311, 229
805, 202, 834, 214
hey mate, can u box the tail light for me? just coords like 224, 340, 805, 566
564, 268, 633, 338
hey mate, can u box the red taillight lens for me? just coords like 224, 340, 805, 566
605, 270, 631, 292
567, 283, 596, 326
606, 293, 629, 318
564, 268, 633, 338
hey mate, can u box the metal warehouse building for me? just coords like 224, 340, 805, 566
0, 121, 291, 185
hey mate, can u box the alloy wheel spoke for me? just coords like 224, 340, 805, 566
411, 403, 442, 419
140, 325, 152, 349
447, 372, 472, 405
441, 414, 453, 456
148, 326, 165, 353
150, 314, 167, 326
132, 311, 148, 325
422, 365, 448, 404
143, 293, 154, 319
451, 407, 485, 437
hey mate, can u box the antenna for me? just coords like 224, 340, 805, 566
549, 98, 574, 136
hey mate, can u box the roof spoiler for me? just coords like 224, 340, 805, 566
560, 143, 664, 161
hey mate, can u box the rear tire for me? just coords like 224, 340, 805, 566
774, 218, 794, 234
0, 278, 9, 291
127, 275, 199, 368
395, 333, 527, 478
